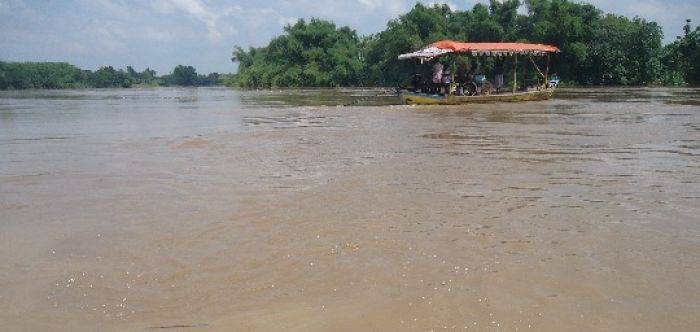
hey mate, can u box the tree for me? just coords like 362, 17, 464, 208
361, 0, 665, 86
0, 62, 222, 90
141, 68, 157, 81
363, 3, 453, 86
662, 20, 700, 85
194, 72, 221, 86
91, 66, 132, 88
0, 63, 8, 89
126, 66, 138, 80
171, 65, 197, 86
231, 18, 365, 88
0, 61, 87, 89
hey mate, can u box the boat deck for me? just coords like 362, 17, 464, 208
400, 88, 554, 105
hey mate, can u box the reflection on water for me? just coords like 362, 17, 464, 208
555, 86, 700, 106
1, 87, 699, 331
238, 88, 401, 107
243, 114, 337, 129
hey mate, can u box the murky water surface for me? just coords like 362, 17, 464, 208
1, 87, 699, 331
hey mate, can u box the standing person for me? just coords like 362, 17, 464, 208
432, 61, 444, 94
494, 59, 504, 92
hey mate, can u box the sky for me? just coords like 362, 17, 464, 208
1, 0, 698, 74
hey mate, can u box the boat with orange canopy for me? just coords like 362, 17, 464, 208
397, 40, 560, 105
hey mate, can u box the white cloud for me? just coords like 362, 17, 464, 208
94, 24, 126, 52
0, 1, 9, 14
0, 0, 23, 14
278, 16, 299, 27
425, 1, 457, 11
151, 0, 177, 13
142, 26, 177, 42
591, 0, 700, 40
167, 0, 226, 41
358, 0, 381, 10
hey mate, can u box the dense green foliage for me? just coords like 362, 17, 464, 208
89, 66, 134, 88
232, 18, 365, 87
0, 62, 89, 89
126, 66, 158, 86
232, 0, 699, 87
519, 0, 663, 85
661, 20, 700, 85
0, 62, 224, 90
169, 65, 197, 86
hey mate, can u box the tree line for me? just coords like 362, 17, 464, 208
231, 0, 700, 87
0, 63, 229, 90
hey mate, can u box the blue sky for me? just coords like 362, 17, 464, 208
1, 0, 698, 74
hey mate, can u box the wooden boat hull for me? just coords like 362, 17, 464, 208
399, 88, 554, 105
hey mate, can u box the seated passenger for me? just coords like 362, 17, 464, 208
467, 62, 477, 82
456, 64, 468, 95
410, 74, 422, 92
441, 66, 452, 95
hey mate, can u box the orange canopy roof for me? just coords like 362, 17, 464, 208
398, 40, 559, 60
430, 40, 560, 54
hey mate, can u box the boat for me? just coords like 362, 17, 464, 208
397, 40, 560, 105
400, 88, 553, 105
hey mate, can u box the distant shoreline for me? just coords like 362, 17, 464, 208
0, 61, 233, 90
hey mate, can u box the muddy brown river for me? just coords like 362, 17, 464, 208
1, 87, 699, 331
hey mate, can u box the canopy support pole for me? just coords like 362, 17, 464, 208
513, 54, 517, 93
545, 53, 550, 83
529, 55, 545, 80
451, 57, 456, 94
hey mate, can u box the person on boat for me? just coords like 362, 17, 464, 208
494, 59, 504, 93
456, 63, 469, 95
457, 62, 479, 96
467, 62, 477, 82
409, 73, 423, 92
431, 61, 444, 94
441, 65, 452, 95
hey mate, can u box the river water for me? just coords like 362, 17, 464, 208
1, 87, 698, 331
